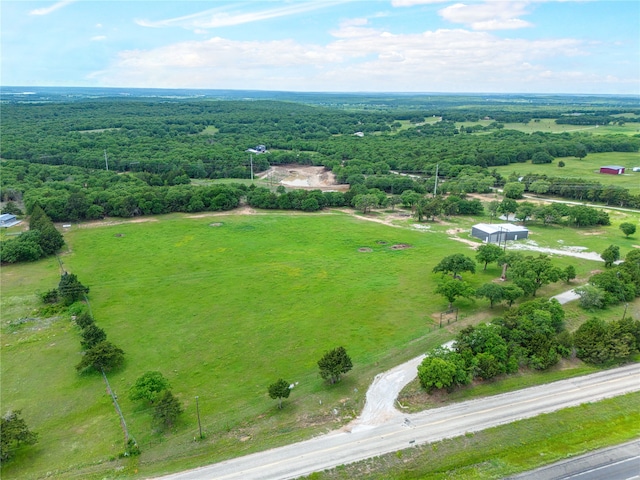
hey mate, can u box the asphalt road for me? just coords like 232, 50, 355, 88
509, 439, 640, 480
154, 363, 640, 480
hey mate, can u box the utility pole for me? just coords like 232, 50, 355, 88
104, 149, 109, 171
433, 163, 439, 196
250, 154, 254, 182
195, 396, 203, 439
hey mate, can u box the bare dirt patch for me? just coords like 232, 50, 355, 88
390, 244, 412, 250
210, 222, 223, 227
258, 165, 349, 191
358, 247, 373, 252
78, 217, 158, 229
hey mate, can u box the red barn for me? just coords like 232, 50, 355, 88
599, 165, 625, 175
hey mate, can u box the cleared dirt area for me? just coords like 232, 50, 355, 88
258, 165, 350, 191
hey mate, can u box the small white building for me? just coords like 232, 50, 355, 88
471, 223, 528, 244
0, 214, 21, 228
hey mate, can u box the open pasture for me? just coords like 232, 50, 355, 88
1, 207, 636, 479
493, 151, 640, 193
1, 212, 477, 478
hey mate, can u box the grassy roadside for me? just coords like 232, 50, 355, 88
306, 391, 640, 479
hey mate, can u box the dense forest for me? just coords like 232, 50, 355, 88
1, 92, 640, 224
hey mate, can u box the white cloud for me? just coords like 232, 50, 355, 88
392, 0, 450, 6
136, 2, 341, 30
29, 0, 76, 16
89, 25, 606, 93
439, 1, 534, 30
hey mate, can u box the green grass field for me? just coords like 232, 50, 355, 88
492, 151, 640, 193
1, 207, 638, 479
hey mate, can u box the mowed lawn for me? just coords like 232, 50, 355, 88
2, 212, 475, 479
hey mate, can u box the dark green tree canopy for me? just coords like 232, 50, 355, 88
475, 243, 503, 271
619, 222, 636, 238
129, 371, 171, 404
435, 277, 475, 309
600, 244, 620, 267
0, 410, 38, 463
153, 390, 183, 429
58, 273, 90, 305
432, 253, 476, 277
268, 379, 291, 409
76, 341, 125, 373
80, 324, 107, 350
318, 346, 352, 384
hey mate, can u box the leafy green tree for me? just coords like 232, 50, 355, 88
28, 204, 64, 255
400, 190, 421, 209
476, 283, 504, 308
600, 244, 620, 267
515, 201, 535, 225
268, 379, 291, 409
80, 324, 107, 350
590, 269, 635, 305
388, 195, 402, 211
475, 243, 503, 271
74, 311, 95, 329
435, 277, 475, 309
58, 273, 89, 305
76, 341, 125, 373
574, 285, 606, 310
414, 197, 441, 222
354, 194, 379, 214
497, 198, 518, 218
318, 346, 352, 384
492, 299, 564, 370
531, 151, 553, 164
502, 284, 524, 307
0, 410, 38, 463
455, 323, 509, 378
487, 200, 500, 223
153, 390, 183, 429
509, 255, 561, 297
0, 237, 43, 263
573, 318, 614, 364
129, 371, 171, 404
417, 347, 469, 393
619, 222, 636, 238
560, 265, 577, 284
433, 253, 476, 278
534, 204, 561, 225
503, 182, 525, 199
529, 180, 550, 195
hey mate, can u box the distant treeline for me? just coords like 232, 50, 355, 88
2, 99, 640, 220
2, 100, 638, 179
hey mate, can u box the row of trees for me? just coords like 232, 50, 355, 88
432, 250, 574, 311
129, 372, 183, 430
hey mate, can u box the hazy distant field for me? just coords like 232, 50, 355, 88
457, 118, 640, 135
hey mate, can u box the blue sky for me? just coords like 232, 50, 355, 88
2, 0, 638, 94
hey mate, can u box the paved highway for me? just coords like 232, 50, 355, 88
509, 439, 640, 480
155, 363, 640, 480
